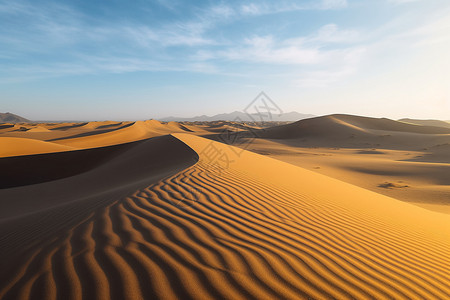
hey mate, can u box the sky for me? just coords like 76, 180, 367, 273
0, 0, 449, 121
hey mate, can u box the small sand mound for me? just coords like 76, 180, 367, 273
79, 121, 120, 129
378, 182, 409, 189
168, 121, 194, 132
27, 126, 51, 132
357, 149, 385, 154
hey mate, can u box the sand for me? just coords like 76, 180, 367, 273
0, 117, 449, 299
236, 114, 450, 213
0, 137, 76, 157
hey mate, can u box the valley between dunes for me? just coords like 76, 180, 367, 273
0, 115, 449, 299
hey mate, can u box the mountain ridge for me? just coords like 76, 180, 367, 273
0, 112, 30, 123
161, 111, 315, 122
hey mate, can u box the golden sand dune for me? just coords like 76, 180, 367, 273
50, 121, 156, 148
0, 137, 76, 158
0, 120, 201, 158
0, 132, 449, 299
26, 126, 51, 133
51, 120, 196, 149
243, 138, 450, 212
78, 121, 123, 130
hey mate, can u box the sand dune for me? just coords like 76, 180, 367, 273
49, 121, 157, 148
243, 139, 450, 211
0, 131, 449, 299
26, 126, 51, 132
331, 114, 450, 134
167, 121, 194, 132
400, 118, 450, 129
1, 116, 448, 210
78, 121, 123, 130
0, 137, 76, 158
256, 114, 450, 140
51, 120, 198, 149
232, 114, 450, 212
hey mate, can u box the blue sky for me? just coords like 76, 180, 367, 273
0, 0, 449, 120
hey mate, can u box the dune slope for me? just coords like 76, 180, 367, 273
256, 114, 450, 140
0, 133, 449, 300
0, 137, 76, 158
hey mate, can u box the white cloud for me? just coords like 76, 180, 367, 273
220, 35, 323, 64
295, 67, 356, 87
238, 0, 347, 17
311, 23, 359, 43
285, 23, 360, 46
388, 0, 422, 4
240, 3, 263, 15
125, 25, 214, 47
319, 0, 348, 9
198, 24, 364, 67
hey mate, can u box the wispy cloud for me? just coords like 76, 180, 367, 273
387, 0, 422, 4
0, 0, 354, 82
238, 0, 347, 16
1, 0, 448, 91
295, 67, 356, 87
190, 23, 365, 89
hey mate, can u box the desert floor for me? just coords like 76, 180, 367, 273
0, 115, 449, 299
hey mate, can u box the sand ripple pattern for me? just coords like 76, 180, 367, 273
1, 161, 449, 300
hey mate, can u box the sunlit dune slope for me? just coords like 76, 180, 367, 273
0, 133, 448, 299
0, 137, 76, 157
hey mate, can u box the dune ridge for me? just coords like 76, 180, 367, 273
0, 133, 448, 299
256, 114, 450, 140
51, 120, 196, 149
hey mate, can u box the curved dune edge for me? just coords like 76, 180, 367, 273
0, 120, 197, 158
52, 120, 197, 149
0, 133, 449, 299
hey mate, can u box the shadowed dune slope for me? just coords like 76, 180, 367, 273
0, 124, 15, 130
0, 139, 148, 188
0, 133, 448, 299
0, 135, 198, 256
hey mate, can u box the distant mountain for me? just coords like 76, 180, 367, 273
0, 112, 30, 123
399, 118, 450, 129
161, 111, 315, 122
